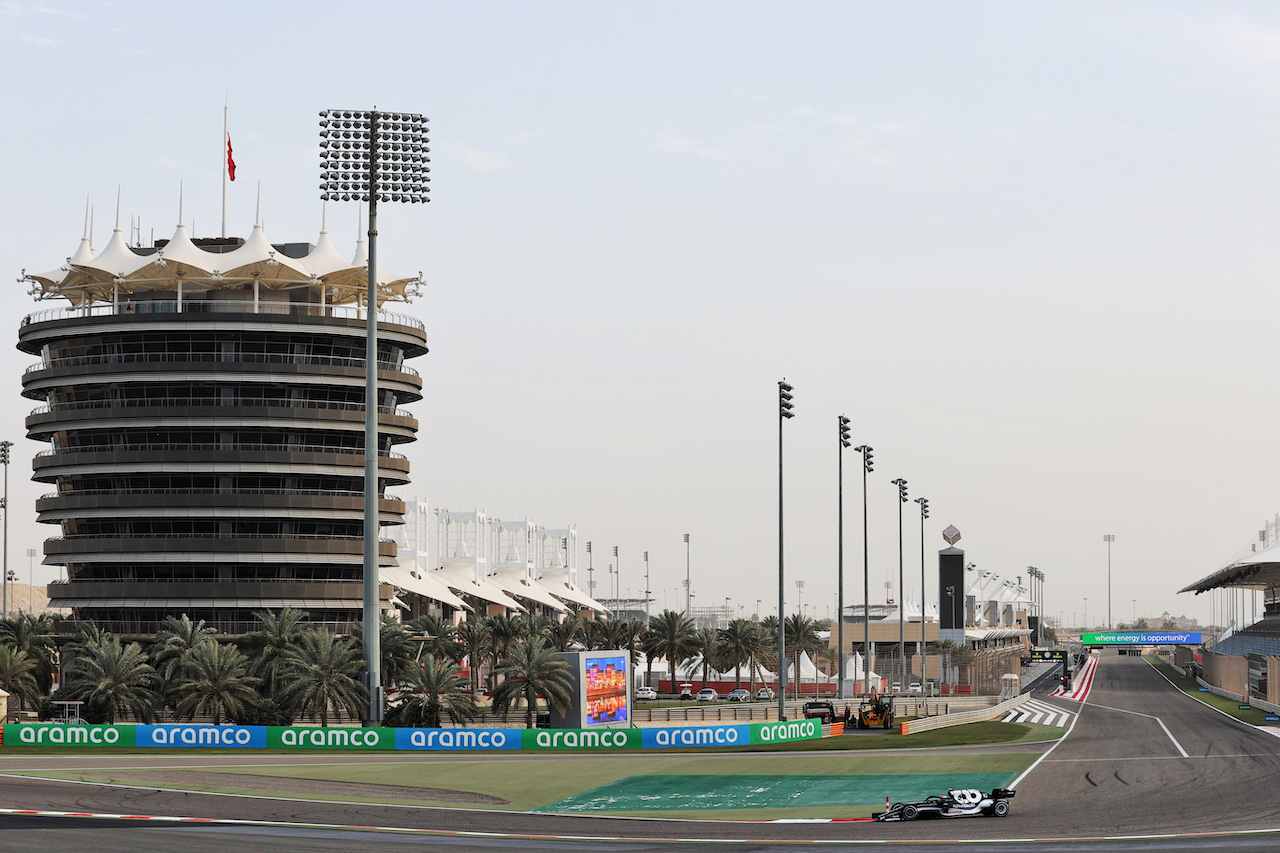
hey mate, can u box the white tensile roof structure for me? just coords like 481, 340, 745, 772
23, 204, 422, 308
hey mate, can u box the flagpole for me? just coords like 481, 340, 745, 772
222, 102, 228, 239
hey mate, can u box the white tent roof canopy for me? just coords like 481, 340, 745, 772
23, 211, 423, 307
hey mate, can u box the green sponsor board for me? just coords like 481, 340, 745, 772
3, 724, 134, 747
266, 726, 394, 749
521, 727, 640, 750
750, 718, 822, 745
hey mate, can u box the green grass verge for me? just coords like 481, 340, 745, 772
21, 750, 1039, 816
1147, 658, 1275, 726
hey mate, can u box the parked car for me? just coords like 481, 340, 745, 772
727, 688, 752, 702
908, 682, 924, 694
696, 688, 719, 702
679, 683, 694, 700
635, 686, 657, 701
756, 687, 775, 700
803, 700, 837, 723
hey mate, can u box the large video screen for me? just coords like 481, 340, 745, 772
583, 654, 628, 726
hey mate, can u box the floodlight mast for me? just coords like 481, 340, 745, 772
319, 108, 430, 725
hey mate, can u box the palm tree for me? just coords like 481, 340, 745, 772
0, 645, 38, 720
171, 641, 262, 726
547, 616, 582, 652
61, 638, 157, 724
366, 614, 417, 687
393, 654, 478, 728
647, 610, 698, 691
242, 606, 311, 696
278, 630, 368, 727
490, 636, 574, 728
581, 617, 609, 650
694, 627, 719, 689
487, 613, 525, 687
454, 617, 492, 695
784, 614, 823, 699
407, 613, 462, 662
0, 614, 57, 695
151, 615, 216, 704
718, 619, 760, 689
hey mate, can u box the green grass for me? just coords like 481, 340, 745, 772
20, 750, 1039, 816
1147, 658, 1275, 726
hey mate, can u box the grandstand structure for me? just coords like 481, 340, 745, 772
1181, 519, 1280, 710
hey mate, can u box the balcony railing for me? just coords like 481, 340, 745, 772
36, 443, 407, 460
28, 397, 415, 418
23, 299, 425, 333
25, 352, 419, 378
47, 533, 397, 543
40, 488, 398, 500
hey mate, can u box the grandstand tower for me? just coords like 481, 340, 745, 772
18, 207, 427, 636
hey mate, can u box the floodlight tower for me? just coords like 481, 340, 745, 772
1103, 534, 1115, 630
319, 108, 430, 725
1, 440, 10, 620
777, 379, 794, 717
836, 415, 850, 699
853, 444, 873, 695
914, 496, 929, 690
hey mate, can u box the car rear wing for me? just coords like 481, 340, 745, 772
990, 788, 1016, 800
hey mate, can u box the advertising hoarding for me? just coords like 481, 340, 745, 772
549, 649, 631, 730
1080, 632, 1202, 645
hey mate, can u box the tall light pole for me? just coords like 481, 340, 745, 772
837, 415, 850, 699
1103, 534, 1115, 630
853, 445, 873, 695
778, 379, 794, 717
613, 546, 620, 613
683, 533, 691, 617
319, 108, 430, 726
1, 441, 11, 621
644, 551, 651, 626
795, 580, 805, 617
915, 496, 929, 690
756, 599, 761, 620
586, 541, 594, 600
891, 478, 908, 690
1084, 597, 1089, 631
1027, 567, 1042, 646
26, 548, 35, 615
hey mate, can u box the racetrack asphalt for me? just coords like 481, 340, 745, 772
3, 651, 1279, 849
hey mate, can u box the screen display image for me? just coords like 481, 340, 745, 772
583, 655, 628, 726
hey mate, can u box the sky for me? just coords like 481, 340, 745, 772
3, 1, 1280, 630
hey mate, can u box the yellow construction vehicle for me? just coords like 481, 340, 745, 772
856, 689, 895, 729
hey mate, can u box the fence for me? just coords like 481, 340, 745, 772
898, 693, 1029, 735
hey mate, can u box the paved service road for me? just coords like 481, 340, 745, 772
3, 653, 1280, 849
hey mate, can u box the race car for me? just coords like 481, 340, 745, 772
873, 787, 1014, 821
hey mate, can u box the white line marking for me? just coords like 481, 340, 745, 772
1009, 698, 1083, 789
1087, 701, 1188, 758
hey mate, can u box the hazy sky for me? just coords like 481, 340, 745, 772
3, 1, 1279, 628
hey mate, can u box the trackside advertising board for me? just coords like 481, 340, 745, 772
1080, 632, 1202, 645
3, 719, 825, 751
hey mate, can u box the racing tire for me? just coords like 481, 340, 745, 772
992, 800, 1009, 817
901, 805, 919, 821
883, 717, 891, 729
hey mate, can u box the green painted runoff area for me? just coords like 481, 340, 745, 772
18, 750, 1036, 819
536, 772, 1014, 814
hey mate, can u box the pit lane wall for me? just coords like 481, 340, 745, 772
897, 693, 1029, 735
0, 719, 829, 751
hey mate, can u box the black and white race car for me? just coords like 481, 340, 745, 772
874, 788, 1015, 821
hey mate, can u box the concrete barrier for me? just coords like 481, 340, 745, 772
899, 693, 1030, 735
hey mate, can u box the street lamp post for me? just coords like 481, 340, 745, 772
586, 541, 594, 599
778, 379, 794, 717
891, 478, 908, 690
1103, 535, 1115, 630
613, 546, 620, 613
319, 108, 430, 726
683, 533, 691, 617
1084, 597, 1088, 631
756, 599, 761, 620
0, 441, 10, 621
795, 580, 805, 618
26, 548, 35, 615
914, 496, 929, 691
853, 445, 873, 696
837, 415, 850, 699
644, 551, 651, 627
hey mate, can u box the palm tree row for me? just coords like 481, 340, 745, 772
0, 606, 839, 728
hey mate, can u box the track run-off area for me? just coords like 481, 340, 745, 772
5, 652, 1280, 850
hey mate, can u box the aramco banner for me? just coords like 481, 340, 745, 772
1081, 632, 1202, 645
4, 720, 826, 751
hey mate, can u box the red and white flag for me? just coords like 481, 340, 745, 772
226, 135, 236, 181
